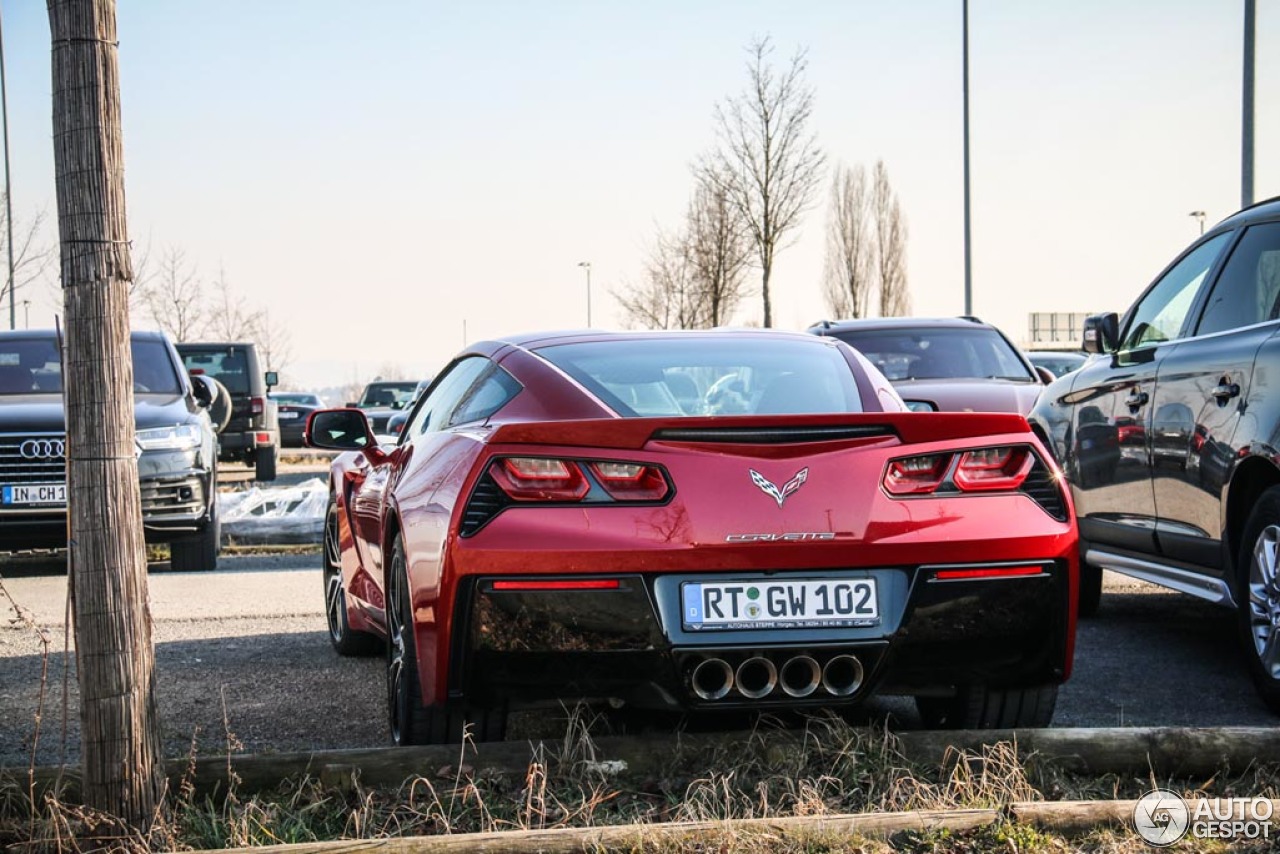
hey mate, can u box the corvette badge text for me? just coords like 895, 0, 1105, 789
725, 532, 837, 543
1133, 789, 1273, 845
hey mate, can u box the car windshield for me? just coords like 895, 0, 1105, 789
830, 327, 1035, 382
358, 382, 418, 409
1029, 353, 1087, 378
535, 336, 864, 417
272, 393, 319, 405
0, 336, 181, 396
181, 348, 251, 394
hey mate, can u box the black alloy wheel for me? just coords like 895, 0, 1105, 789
323, 501, 380, 656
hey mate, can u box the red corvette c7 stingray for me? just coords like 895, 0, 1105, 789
307, 330, 1078, 745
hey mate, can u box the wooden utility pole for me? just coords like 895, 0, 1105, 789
47, 0, 164, 834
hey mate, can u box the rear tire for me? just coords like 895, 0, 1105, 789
324, 501, 380, 656
170, 499, 220, 572
254, 447, 278, 482
916, 683, 1058, 729
1236, 486, 1280, 714
386, 537, 506, 745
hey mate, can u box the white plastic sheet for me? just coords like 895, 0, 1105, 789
219, 477, 327, 544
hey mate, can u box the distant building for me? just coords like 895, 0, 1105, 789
1023, 311, 1096, 351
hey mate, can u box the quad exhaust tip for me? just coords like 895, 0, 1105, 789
779, 655, 822, 698
691, 657, 734, 700
821, 654, 864, 697
735, 656, 778, 699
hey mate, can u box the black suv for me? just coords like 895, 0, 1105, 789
1029, 196, 1280, 711
176, 342, 280, 481
0, 329, 221, 570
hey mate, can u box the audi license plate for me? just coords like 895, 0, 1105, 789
2, 483, 67, 506
278, 412, 299, 419
681, 578, 878, 631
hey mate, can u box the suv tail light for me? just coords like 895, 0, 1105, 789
251, 396, 265, 416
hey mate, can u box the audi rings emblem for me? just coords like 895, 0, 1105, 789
20, 439, 65, 460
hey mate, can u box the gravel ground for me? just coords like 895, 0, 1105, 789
1, 553, 1275, 772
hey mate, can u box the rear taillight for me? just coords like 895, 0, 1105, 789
588, 461, 670, 501
491, 579, 621, 591
883, 454, 950, 495
883, 444, 1046, 499
952, 446, 1032, 492
251, 396, 265, 416
491, 457, 590, 501
464, 456, 672, 535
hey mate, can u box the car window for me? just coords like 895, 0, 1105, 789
1119, 232, 1231, 352
0, 336, 181, 395
181, 348, 250, 394
535, 337, 864, 416
1195, 223, 1280, 337
830, 327, 1033, 381
449, 366, 521, 427
406, 357, 490, 437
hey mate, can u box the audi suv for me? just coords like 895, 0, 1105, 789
0, 329, 221, 570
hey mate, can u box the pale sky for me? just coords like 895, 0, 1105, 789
4, 1, 1277, 389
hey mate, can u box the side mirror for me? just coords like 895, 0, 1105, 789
1082, 313, 1119, 355
305, 408, 377, 451
264, 370, 279, 389
1034, 366, 1056, 384
190, 374, 217, 408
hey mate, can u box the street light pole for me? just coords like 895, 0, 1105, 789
1189, 210, 1206, 235
0, 4, 16, 331
1242, 0, 1256, 209
578, 261, 592, 327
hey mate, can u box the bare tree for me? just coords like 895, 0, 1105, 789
0, 193, 56, 319
142, 246, 205, 341
685, 178, 751, 327
821, 163, 875, 319
615, 226, 701, 330
698, 36, 826, 327
251, 309, 293, 372
873, 160, 910, 317
48, 0, 165, 835
206, 264, 261, 340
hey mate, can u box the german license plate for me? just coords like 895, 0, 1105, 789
2, 483, 67, 506
681, 578, 878, 631
278, 412, 299, 419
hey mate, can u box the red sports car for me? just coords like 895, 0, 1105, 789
307, 330, 1077, 745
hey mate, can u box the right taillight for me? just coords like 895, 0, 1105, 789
952, 446, 1032, 492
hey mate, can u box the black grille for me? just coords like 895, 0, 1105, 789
652, 425, 895, 444
0, 432, 67, 486
1020, 457, 1067, 521
460, 472, 511, 537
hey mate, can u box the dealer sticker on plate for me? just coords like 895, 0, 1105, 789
2, 483, 67, 506
681, 578, 878, 631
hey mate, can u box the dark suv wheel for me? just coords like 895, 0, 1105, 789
1238, 486, 1280, 713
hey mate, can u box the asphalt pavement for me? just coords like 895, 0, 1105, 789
0, 556, 1274, 769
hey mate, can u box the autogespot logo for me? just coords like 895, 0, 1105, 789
1133, 789, 1189, 846
1134, 790, 1273, 845
19, 438, 66, 460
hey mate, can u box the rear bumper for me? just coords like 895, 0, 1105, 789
449, 560, 1073, 711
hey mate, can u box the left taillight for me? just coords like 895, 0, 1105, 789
461, 456, 671, 536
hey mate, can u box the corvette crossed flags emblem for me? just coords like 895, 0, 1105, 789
749, 468, 809, 508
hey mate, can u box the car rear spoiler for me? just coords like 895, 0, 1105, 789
487, 412, 1033, 451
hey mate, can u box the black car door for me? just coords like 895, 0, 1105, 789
1150, 221, 1280, 576
1064, 232, 1232, 556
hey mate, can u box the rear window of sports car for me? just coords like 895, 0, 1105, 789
535, 338, 864, 417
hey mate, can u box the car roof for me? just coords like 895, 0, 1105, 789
0, 328, 169, 342
1212, 195, 1280, 232
807, 316, 994, 333
493, 328, 829, 349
